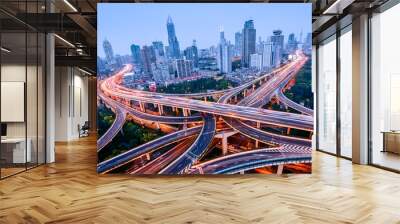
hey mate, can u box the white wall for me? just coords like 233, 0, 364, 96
54, 67, 89, 141
1, 65, 26, 138
1, 63, 46, 164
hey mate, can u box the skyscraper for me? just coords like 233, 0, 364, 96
152, 41, 165, 63
257, 36, 264, 54
174, 59, 193, 78
271, 30, 284, 58
152, 41, 165, 56
152, 62, 170, 83
103, 39, 115, 63
250, 53, 262, 70
287, 33, 297, 54
141, 45, 156, 75
166, 16, 181, 59
303, 32, 312, 54
241, 20, 256, 68
262, 41, 280, 70
217, 30, 233, 74
234, 31, 242, 56
130, 44, 142, 65
183, 40, 199, 68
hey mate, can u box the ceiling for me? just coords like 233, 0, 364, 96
0, 0, 391, 74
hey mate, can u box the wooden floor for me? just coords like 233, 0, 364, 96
1, 136, 400, 224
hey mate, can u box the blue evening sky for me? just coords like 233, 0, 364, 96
98, 3, 311, 57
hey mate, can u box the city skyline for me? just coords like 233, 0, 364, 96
97, 3, 311, 57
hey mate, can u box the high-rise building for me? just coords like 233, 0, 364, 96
217, 30, 233, 74
151, 62, 170, 83
262, 41, 280, 70
152, 41, 165, 57
209, 46, 217, 57
174, 59, 193, 78
199, 49, 210, 58
257, 36, 264, 54
130, 44, 142, 66
141, 45, 156, 75
103, 39, 115, 65
250, 53, 263, 70
241, 20, 256, 68
152, 41, 166, 64
97, 56, 106, 72
166, 16, 181, 59
270, 29, 284, 58
303, 32, 312, 54
234, 31, 242, 56
183, 40, 199, 68
165, 46, 171, 58
287, 33, 298, 54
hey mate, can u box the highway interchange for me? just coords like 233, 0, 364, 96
97, 51, 313, 174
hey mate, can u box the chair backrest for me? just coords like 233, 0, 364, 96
82, 121, 90, 129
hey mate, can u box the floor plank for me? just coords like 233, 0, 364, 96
0, 135, 399, 224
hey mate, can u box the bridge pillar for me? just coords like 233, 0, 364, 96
197, 167, 204, 174
182, 109, 188, 130
259, 80, 263, 85
139, 101, 146, 112
243, 89, 247, 97
222, 136, 228, 156
234, 95, 238, 103
155, 122, 160, 130
240, 171, 244, 175
255, 122, 261, 148
183, 108, 190, 117
204, 96, 207, 102
275, 97, 280, 105
145, 153, 151, 161
158, 104, 163, 115
277, 164, 284, 175
287, 127, 291, 135
253, 84, 256, 91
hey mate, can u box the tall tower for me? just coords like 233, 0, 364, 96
130, 44, 142, 65
217, 30, 233, 74
103, 39, 114, 63
234, 31, 242, 56
287, 33, 297, 54
183, 40, 199, 68
141, 45, 156, 76
271, 30, 284, 57
262, 41, 280, 70
166, 16, 181, 59
241, 20, 256, 68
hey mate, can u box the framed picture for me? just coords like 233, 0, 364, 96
97, 3, 313, 175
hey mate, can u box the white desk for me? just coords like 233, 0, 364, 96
1, 138, 31, 163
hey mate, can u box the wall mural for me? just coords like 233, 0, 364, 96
97, 3, 313, 175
